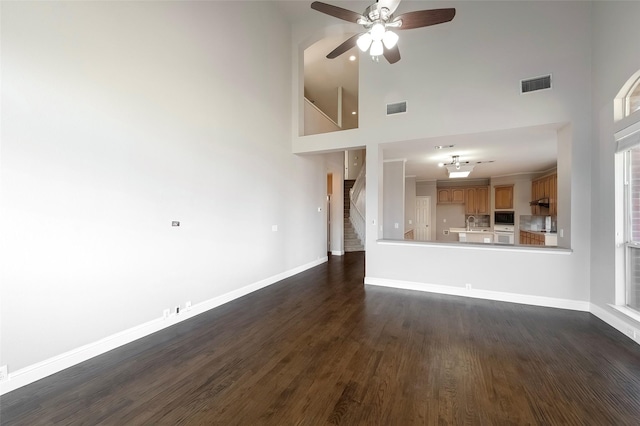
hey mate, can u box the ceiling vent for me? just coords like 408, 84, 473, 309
521, 75, 552, 94
387, 101, 407, 115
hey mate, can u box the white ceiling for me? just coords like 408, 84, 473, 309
279, 1, 559, 179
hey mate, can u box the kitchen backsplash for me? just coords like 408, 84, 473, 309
520, 215, 557, 232
466, 214, 490, 228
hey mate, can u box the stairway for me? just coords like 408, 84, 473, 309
343, 180, 364, 252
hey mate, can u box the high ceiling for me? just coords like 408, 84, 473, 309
279, 1, 559, 179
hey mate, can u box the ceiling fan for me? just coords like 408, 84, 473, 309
310, 0, 456, 64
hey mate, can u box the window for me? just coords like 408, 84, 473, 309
622, 144, 640, 311
627, 78, 640, 117
615, 70, 640, 317
616, 122, 640, 314
623, 77, 640, 117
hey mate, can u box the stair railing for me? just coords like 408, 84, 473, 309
349, 163, 366, 246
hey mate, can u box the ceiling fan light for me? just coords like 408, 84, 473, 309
370, 23, 386, 41
370, 40, 384, 56
357, 33, 373, 52
382, 30, 399, 49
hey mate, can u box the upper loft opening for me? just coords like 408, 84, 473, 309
303, 34, 359, 136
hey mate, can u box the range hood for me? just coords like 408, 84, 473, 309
529, 198, 550, 208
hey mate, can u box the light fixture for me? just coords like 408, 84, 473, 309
370, 40, 384, 56
357, 22, 399, 60
357, 32, 373, 52
382, 30, 399, 49
370, 23, 386, 41
446, 165, 474, 178
440, 155, 475, 178
349, 55, 357, 61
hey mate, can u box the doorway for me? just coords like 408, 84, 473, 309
415, 196, 432, 241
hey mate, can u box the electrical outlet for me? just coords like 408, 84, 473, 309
0, 365, 8, 381
627, 328, 636, 339
465, 284, 472, 290
163, 309, 170, 319
185, 301, 192, 311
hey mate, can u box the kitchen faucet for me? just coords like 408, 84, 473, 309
466, 215, 476, 231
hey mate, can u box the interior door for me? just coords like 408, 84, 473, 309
415, 196, 432, 241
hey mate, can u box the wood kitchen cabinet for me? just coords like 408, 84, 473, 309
531, 173, 557, 215
437, 188, 465, 204
494, 185, 514, 210
549, 174, 557, 216
520, 230, 549, 246
465, 186, 489, 214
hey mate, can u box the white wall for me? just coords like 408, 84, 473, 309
405, 177, 416, 233
292, 1, 592, 305
0, 1, 328, 384
326, 152, 344, 255
345, 149, 365, 180
590, 2, 640, 325
304, 98, 341, 135
382, 160, 405, 239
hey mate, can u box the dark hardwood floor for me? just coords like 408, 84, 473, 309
2, 252, 640, 425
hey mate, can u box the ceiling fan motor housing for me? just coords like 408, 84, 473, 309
364, 4, 392, 23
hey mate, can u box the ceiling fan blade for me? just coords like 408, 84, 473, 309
326, 33, 361, 59
394, 8, 456, 30
311, 1, 364, 24
377, 0, 402, 16
383, 44, 401, 64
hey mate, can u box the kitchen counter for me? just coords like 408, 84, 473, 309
449, 227, 493, 234
450, 228, 494, 244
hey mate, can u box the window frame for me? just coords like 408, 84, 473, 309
625, 76, 640, 118
615, 120, 640, 317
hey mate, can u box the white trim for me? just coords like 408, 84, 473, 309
590, 304, 640, 346
0, 256, 328, 396
364, 276, 589, 312
331, 250, 345, 256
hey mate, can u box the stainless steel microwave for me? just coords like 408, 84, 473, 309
494, 211, 515, 225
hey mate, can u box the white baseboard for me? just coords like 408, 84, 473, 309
0, 256, 328, 396
364, 276, 590, 312
331, 250, 344, 256
590, 303, 640, 345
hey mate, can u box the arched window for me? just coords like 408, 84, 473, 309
626, 76, 640, 117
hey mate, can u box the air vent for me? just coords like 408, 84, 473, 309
521, 75, 552, 94
386, 101, 407, 115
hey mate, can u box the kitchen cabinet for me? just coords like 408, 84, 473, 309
531, 173, 557, 215
494, 185, 514, 210
549, 174, 557, 216
437, 188, 465, 204
458, 231, 494, 244
465, 186, 489, 215
520, 230, 557, 246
